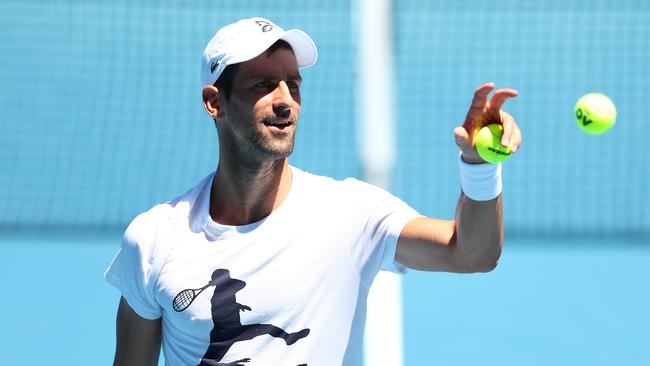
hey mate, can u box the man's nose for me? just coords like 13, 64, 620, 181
272, 81, 293, 118
273, 104, 291, 119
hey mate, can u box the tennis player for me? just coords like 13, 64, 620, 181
105, 17, 521, 365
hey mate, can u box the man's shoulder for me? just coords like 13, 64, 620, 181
293, 166, 357, 191
292, 166, 388, 200
124, 172, 214, 241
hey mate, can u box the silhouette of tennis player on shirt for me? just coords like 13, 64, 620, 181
198, 268, 310, 366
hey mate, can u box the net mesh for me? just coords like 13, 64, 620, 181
394, 0, 649, 239
1, 0, 648, 240
0, 0, 358, 232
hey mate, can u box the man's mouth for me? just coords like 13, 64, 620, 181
263, 119, 293, 131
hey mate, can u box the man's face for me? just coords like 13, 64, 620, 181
217, 47, 302, 162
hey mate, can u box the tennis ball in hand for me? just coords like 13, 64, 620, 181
474, 124, 512, 164
575, 93, 617, 134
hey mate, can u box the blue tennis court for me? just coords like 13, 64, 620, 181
1, 237, 648, 364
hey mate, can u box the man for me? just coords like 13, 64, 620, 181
105, 17, 521, 365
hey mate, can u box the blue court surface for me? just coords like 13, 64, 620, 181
1, 236, 648, 365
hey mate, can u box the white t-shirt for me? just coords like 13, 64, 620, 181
105, 166, 420, 365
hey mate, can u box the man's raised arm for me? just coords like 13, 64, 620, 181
396, 83, 521, 273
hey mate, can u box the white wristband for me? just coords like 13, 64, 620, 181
458, 152, 502, 201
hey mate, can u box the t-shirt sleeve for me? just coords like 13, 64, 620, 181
369, 194, 421, 273
104, 209, 165, 319
344, 179, 421, 282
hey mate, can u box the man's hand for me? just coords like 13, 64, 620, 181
396, 83, 521, 272
454, 83, 521, 164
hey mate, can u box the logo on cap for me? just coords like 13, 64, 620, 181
210, 60, 219, 73
255, 20, 274, 33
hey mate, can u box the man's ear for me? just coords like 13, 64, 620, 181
202, 85, 225, 120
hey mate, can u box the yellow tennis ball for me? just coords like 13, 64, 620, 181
575, 93, 617, 134
474, 124, 512, 164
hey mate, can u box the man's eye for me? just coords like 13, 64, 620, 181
254, 81, 272, 89
287, 82, 300, 91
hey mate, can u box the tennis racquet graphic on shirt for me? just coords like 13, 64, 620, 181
173, 279, 217, 312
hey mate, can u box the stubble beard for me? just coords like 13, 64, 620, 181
251, 128, 295, 159
239, 116, 297, 163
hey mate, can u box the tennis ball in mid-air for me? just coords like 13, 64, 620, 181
575, 93, 617, 134
474, 124, 512, 164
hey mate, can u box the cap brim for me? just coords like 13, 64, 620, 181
281, 29, 318, 68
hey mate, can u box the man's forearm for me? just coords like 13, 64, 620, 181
452, 192, 503, 272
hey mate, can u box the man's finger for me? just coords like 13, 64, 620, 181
453, 126, 470, 148
509, 123, 522, 152
488, 88, 519, 113
464, 82, 495, 128
500, 111, 515, 146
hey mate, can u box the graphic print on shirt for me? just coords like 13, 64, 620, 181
174, 268, 310, 365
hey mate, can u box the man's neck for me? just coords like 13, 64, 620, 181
209, 158, 292, 226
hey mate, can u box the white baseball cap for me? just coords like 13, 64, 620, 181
201, 17, 318, 86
